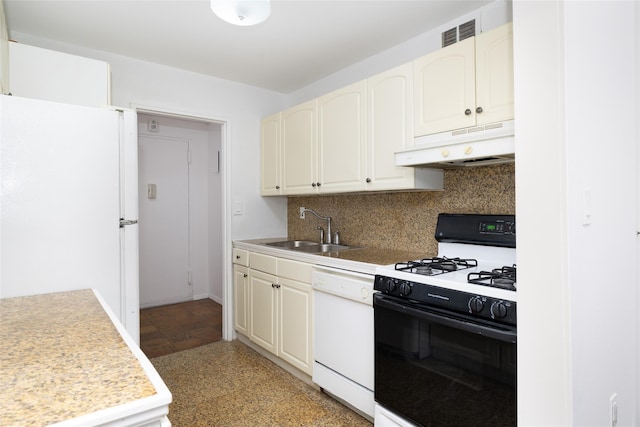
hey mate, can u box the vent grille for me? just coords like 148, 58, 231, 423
459, 20, 476, 41
442, 28, 457, 48
441, 19, 476, 48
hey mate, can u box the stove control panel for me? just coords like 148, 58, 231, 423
374, 275, 517, 326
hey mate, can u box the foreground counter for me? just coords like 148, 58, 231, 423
0, 289, 172, 427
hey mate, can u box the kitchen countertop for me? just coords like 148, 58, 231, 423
234, 237, 429, 274
0, 289, 171, 427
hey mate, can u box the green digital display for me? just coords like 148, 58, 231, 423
486, 224, 497, 231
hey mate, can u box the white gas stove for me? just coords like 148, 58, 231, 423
374, 213, 517, 325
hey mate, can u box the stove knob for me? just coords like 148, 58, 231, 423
468, 296, 484, 313
399, 282, 412, 297
385, 278, 398, 293
491, 301, 508, 319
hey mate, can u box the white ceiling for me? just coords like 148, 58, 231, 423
3, 0, 492, 94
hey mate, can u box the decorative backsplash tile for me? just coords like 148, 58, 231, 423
287, 163, 515, 255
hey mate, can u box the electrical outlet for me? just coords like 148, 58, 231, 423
299, 207, 306, 219
610, 393, 618, 427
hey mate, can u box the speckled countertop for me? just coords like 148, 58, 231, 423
0, 289, 170, 427
234, 238, 427, 274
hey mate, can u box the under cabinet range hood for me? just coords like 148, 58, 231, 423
396, 120, 515, 168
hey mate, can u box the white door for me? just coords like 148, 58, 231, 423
138, 135, 191, 307
0, 96, 137, 335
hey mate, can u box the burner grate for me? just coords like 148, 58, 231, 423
467, 265, 517, 290
395, 257, 478, 276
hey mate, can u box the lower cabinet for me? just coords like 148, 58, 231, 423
233, 264, 249, 336
239, 251, 314, 376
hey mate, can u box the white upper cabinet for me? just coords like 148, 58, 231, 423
366, 63, 442, 191
317, 80, 367, 194
281, 99, 317, 195
414, 22, 514, 137
260, 112, 282, 196
474, 22, 514, 126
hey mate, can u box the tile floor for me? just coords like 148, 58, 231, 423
140, 298, 222, 358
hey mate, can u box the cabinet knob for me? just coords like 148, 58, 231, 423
243, 273, 248, 278
464, 146, 473, 155
441, 149, 450, 158
366, 178, 371, 183
465, 108, 472, 115
275, 185, 280, 190
236, 255, 241, 259
316, 182, 321, 187
311, 182, 316, 187
476, 106, 483, 114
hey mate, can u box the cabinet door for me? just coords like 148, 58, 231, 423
475, 22, 514, 125
278, 278, 313, 375
281, 99, 318, 195
233, 264, 249, 335
414, 37, 476, 136
367, 62, 416, 191
260, 113, 281, 196
317, 80, 367, 193
248, 269, 278, 355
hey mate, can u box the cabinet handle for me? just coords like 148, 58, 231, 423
243, 274, 248, 278
271, 283, 280, 289
316, 182, 321, 187
465, 108, 472, 115
464, 146, 473, 155
236, 255, 240, 259
476, 106, 483, 114
311, 183, 316, 187
366, 178, 371, 183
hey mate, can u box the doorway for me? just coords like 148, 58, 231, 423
137, 113, 223, 309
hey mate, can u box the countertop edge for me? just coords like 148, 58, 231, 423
233, 238, 381, 275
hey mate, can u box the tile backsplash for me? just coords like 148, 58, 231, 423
287, 163, 515, 255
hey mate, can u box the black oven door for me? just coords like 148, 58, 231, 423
374, 293, 517, 427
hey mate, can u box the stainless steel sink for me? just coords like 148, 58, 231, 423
294, 243, 355, 253
264, 240, 319, 249
264, 240, 358, 253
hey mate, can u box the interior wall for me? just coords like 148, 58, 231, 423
564, 2, 638, 425
514, 1, 639, 425
208, 124, 223, 302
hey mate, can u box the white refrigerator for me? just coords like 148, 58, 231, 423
0, 95, 140, 343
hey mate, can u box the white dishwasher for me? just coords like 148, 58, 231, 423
312, 265, 375, 419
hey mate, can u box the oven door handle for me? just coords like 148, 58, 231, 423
374, 295, 517, 343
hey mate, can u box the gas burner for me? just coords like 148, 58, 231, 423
395, 257, 478, 276
467, 265, 517, 290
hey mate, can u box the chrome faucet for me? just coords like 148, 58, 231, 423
301, 208, 332, 244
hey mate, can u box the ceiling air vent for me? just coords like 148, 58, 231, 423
442, 27, 457, 48
459, 20, 476, 41
441, 19, 476, 48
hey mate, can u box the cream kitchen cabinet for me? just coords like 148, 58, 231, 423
281, 81, 366, 195
247, 252, 313, 375
260, 112, 281, 196
414, 22, 513, 137
366, 62, 443, 191
316, 80, 367, 193
232, 248, 249, 335
280, 99, 318, 195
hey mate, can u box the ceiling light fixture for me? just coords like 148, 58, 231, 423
210, 0, 271, 26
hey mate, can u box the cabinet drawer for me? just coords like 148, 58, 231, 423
250, 252, 277, 275
232, 248, 249, 266
278, 258, 312, 284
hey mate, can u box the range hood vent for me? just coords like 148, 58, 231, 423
396, 120, 515, 169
